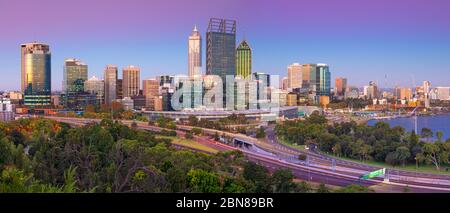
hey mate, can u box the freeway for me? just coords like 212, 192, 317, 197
43, 116, 450, 192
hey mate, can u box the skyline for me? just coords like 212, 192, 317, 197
1, 0, 450, 91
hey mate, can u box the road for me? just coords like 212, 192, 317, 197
44, 116, 450, 192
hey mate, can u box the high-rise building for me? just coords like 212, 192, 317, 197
143, 78, 159, 110
423, 81, 431, 107
21, 42, 51, 106
236, 40, 252, 79
301, 64, 314, 84
281, 77, 288, 91
104, 65, 118, 105
122, 65, 140, 98
188, 25, 202, 78
363, 81, 378, 100
253, 72, 271, 109
0, 98, 15, 122
116, 79, 123, 100
63, 58, 88, 95
432, 87, 450, 100
395, 87, 412, 101
335, 77, 347, 97
206, 18, 236, 81
84, 76, 104, 105
312, 64, 331, 97
287, 63, 302, 90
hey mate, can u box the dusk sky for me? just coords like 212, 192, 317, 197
1, 0, 450, 91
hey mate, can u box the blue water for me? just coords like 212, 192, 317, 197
367, 114, 450, 140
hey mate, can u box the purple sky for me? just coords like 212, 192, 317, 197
1, 0, 450, 91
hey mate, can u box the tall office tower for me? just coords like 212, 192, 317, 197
335, 77, 347, 97
236, 40, 252, 79
363, 81, 378, 100
301, 64, 314, 84
394, 87, 412, 101
21, 42, 51, 106
287, 63, 302, 89
314, 64, 331, 97
143, 78, 159, 110
122, 65, 140, 98
188, 25, 202, 78
281, 77, 289, 91
63, 58, 88, 94
104, 65, 118, 105
206, 18, 236, 80
253, 72, 271, 109
85, 76, 104, 105
423, 81, 431, 108
116, 79, 123, 100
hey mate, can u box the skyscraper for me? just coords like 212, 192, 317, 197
423, 81, 431, 108
84, 76, 104, 105
104, 65, 118, 105
281, 77, 288, 91
335, 77, 347, 97
236, 40, 252, 79
188, 25, 202, 78
122, 65, 140, 98
287, 63, 302, 89
143, 78, 159, 110
116, 79, 123, 100
363, 81, 378, 100
63, 58, 88, 95
21, 42, 51, 106
206, 18, 236, 80
253, 72, 271, 109
301, 64, 314, 84
315, 64, 331, 97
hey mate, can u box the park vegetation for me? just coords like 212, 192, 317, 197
276, 112, 450, 170
0, 118, 368, 193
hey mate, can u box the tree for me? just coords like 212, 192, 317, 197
421, 143, 441, 170
213, 132, 220, 141
243, 162, 271, 193
186, 169, 221, 193
296, 181, 312, 193
188, 116, 198, 126
256, 127, 266, 139
394, 146, 411, 167
191, 127, 202, 136
185, 132, 194, 140
0, 138, 14, 167
306, 111, 327, 125
131, 121, 138, 129
271, 169, 296, 193
421, 128, 433, 141
316, 183, 331, 193
436, 131, 444, 142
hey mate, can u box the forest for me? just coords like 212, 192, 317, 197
0, 118, 362, 193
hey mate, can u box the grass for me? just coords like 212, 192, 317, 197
157, 136, 219, 154
277, 137, 450, 175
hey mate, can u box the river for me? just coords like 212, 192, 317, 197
367, 114, 450, 141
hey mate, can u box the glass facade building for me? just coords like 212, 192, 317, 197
236, 40, 252, 79
315, 64, 331, 97
84, 76, 104, 105
206, 18, 236, 80
63, 58, 88, 95
21, 43, 51, 106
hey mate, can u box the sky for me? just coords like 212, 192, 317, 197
1, 0, 450, 91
